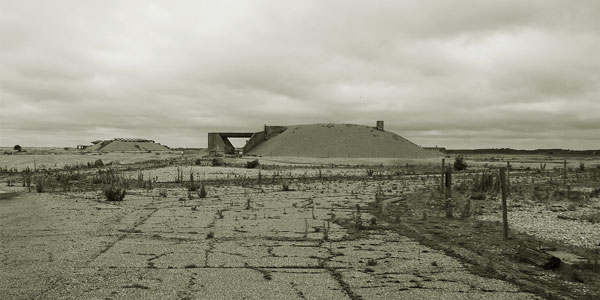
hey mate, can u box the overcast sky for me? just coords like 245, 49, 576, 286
1, 0, 599, 149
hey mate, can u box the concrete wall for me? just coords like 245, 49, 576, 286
243, 131, 265, 154
208, 133, 226, 156
222, 136, 235, 154
264, 125, 287, 140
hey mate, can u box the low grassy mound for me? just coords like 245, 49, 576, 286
247, 123, 434, 158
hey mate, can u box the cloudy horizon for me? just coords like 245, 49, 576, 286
1, 0, 599, 150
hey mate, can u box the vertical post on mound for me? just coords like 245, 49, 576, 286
500, 167, 508, 241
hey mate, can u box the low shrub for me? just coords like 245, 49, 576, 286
158, 189, 167, 197
246, 159, 259, 169
282, 181, 292, 191
94, 159, 104, 167
560, 267, 585, 283
103, 184, 126, 201
470, 191, 486, 200
366, 258, 377, 266
580, 211, 600, 224
454, 155, 467, 171
211, 158, 224, 166
369, 217, 377, 225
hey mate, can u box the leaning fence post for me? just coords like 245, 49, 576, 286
500, 167, 509, 241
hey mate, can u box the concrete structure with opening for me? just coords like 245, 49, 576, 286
208, 122, 402, 157
208, 125, 290, 156
207, 132, 254, 156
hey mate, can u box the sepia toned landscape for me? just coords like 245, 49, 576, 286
2, 1, 600, 299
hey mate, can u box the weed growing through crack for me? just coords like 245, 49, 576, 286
245, 191, 252, 210
198, 184, 207, 198
366, 169, 375, 176
366, 258, 378, 266
175, 166, 183, 183
303, 219, 309, 239
34, 175, 46, 193
22, 169, 32, 192
158, 189, 167, 197
282, 180, 291, 191
122, 283, 149, 289
188, 171, 200, 192
257, 169, 262, 185
353, 204, 363, 230
322, 221, 330, 240
369, 216, 377, 225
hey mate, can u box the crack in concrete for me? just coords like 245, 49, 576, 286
89, 207, 158, 263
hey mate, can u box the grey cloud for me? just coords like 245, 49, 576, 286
1, 0, 599, 149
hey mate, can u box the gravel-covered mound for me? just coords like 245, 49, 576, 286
86, 140, 170, 152
247, 123, 434, 158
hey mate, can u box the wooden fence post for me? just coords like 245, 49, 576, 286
500, 167, 508, 241
506, 162, 510, 196
563, 160, 567, 187
445, 168, 452, 217
441, 158, 445, 194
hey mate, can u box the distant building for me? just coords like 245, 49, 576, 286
423, 146, 446, 155
81, 138, 170, 152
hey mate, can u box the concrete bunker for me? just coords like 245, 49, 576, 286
206, 121, 433, 158
208, 125, 288, 156
207, 132, 254, 156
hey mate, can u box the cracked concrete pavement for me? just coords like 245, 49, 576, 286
0, 181, 541, 300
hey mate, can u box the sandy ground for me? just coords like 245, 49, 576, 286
1, 181, 541, 300
0, 152, 182, 171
